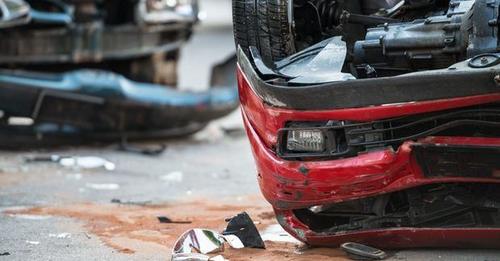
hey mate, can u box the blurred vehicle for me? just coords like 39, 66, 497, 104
0, 0, 238, 148
234, 0, 500, 248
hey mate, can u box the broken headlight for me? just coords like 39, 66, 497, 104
136, 0, 198, 24
286, 129, 326, 153
278, 121, 354, 160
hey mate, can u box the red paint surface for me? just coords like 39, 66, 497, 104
238, 65, 500, 247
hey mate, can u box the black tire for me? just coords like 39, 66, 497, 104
232, 0, 295, 65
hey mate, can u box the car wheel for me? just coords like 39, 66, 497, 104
232, 0, 296, 66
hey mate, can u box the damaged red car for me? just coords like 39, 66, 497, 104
233, 0, 500, 248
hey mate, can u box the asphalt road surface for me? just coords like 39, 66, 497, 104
1, 1, 500, 260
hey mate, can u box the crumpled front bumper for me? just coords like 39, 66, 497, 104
237, 49, 500, 247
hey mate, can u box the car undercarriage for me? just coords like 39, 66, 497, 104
235, 0, 500, 82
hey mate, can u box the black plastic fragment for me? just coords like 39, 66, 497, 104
341, 242, 387, 260
222, 212, 265, 249
157, 216, 192, 224
0, 252, 10, 256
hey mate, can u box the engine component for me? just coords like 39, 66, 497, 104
361, 0, 402, 14
353, 0, 500, 77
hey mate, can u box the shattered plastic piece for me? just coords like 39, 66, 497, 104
278, 37, 355, 84
25, 155, 115, 171
161, 171, 184, 183
222, 212, 265, 249
341, 242, 387, 260
9, 214, 51, 221
171, 253, 210, 261
261, 224, 301, 244
172, 229, 225, 256
25, 241, 39, 245
0, 252, 10, 256
157, 216, 192, 224
85, 183, 120, 191
59, 157, 116, 171
48, 233, 71, 239
221, 235, 244, 249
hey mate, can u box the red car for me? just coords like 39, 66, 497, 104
233, 0, 500, 248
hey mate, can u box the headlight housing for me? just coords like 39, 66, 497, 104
277, 121, 353, 160
136, 0, 198, 25
286, 129, 326, 152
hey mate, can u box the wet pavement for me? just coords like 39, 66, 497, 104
1, 1, 500, 260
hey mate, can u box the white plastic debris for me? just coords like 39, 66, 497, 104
85, 183, 120, 190
26, 240, 40, 245
171, 253, 210, 261
8, 214, 51, 220
221, 235, 244, 249
49, 233, 71, 239
161, 171, 184, 183
172, 228, 224, 256
59, 156, 116, 171
261, 224, 301, 244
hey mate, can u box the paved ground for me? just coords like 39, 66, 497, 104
1, 1, 500, 260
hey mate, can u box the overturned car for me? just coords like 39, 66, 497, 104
233, 0, 500, 248
0, 0, 238, 148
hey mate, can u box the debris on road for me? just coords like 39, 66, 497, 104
260, 224, 301, 244
7, 214, 51, 221
25, 240, 40, 245
0, 252, 10, 256
172, 229, 225, 256
157, 216, 192, 224
161, 171, 184, 183
341, 242, 387, 260
171, 253, 211, 261
220, 235, 244, 249
59, 157, 116, 171
222, 212, 265, 249
85, 183, 120, 191
25, 155, 116, 171
48, 233, 71, 239
110, 199, 152, 206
